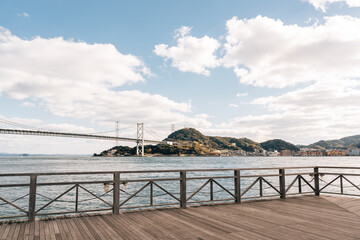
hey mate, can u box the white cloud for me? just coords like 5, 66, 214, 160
213, 79, 360, 144
251, 79, 360, 112
229, 104, 239, 108
154, 26, 220, 76
17, 12, 30, 17
222, 15, 360, 88
303, 0, 360, 12
20, 102, 36, 107
174, 26, 192, 38
0, 115, 95, 133
236, 92, 248, 97
0, 26, 212, 145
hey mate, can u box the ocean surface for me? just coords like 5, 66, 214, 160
1, 156, 360, 219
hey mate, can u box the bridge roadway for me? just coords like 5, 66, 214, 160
0, 128, 162, 144
1, 195, 360, 239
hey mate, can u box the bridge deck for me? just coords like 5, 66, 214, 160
1, 195, 360, 239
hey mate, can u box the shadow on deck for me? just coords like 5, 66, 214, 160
1, 195, 360, 240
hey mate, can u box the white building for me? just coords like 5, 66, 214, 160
348, 148, 360, 156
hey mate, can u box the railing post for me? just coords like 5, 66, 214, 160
279, 169, 286, 199
259, 177, 263, 197
340, 175, 343, 195
75, 184, 79, 212
234, 170, 241, 203
150, 181, 154, 206
180, 171, 186, 208
210, 179, 214, 201
28, 174, 37, 222
113, 172, 120, 214
298, 176, 302, 194
314, 167, 320, 196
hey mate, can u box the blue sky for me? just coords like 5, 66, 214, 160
0, 0, 360, 154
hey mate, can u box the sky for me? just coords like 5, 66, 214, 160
0, 0, 360, 154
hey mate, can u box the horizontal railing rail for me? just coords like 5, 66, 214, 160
0, 166, 359, 222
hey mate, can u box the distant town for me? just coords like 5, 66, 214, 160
207, 147, 360, 157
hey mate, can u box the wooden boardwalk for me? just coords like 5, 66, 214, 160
1, 195, 360, 239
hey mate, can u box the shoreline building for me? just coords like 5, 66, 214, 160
348, 148, 360, 156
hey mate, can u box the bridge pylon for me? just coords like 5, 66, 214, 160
136, 123, 144, 156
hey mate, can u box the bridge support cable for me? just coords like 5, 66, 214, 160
136, 123, 145, 156
0, 128, 161, 144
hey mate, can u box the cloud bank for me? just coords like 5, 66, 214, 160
154, 15, 360, 143
0, 27, 211, 139
223, 15, 360, 88
154, 26, 220, 76
303, 0, 360, 12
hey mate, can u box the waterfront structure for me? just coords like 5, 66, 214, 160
1, 166, 360, 239
326, 149, 347, 156
1, 196, 360, 239
280, 150, 297, 156
348, 148, 360, 156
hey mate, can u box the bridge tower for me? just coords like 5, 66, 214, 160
136, 123, 144, 156
115, 121, 119, 146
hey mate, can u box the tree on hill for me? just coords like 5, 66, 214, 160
167, 128, 261, 152
225, 137, 262, 152
260, 139, 299, 152
307, 135, 360, 150
166, 128, 210, 145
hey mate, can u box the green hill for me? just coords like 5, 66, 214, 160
308, 135, 360, 149
260, 139, 299, 152
166, 128, 261, 151
166, 128, 211, 145
95, 128, 300, 156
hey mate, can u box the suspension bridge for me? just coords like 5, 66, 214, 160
0, 119, 170, 156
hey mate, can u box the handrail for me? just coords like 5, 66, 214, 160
0, 166, 318, 177
0, 166, 359, 223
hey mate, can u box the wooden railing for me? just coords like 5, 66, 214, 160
0, 166, 359, 222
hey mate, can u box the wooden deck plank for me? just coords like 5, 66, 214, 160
259, 200, 360, 229
16, 222, 26, 240
249, 199, 360, 235
104, 214, 143, 240
23, 222, 30, 240
6, 224, 16, 240
47, 220, 56, 240
2, 195, 360, 239
143, 211, 205, 239
33, 220, 40, 240
152, 210, 223, 239
82, 215, 113, 240
130, 211, 181, 239
54, 220, 66, 240
323, 195, 360, 216
185, 204, 323, 240
0, 224, 11, 240
65, 218, 84, 240
72, 217, 95, 240
93, 216, 119, 240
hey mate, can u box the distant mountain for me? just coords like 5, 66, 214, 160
0, 153, 22, 156
307, 135, 360, 150
96, 128, 298, 156
166, 128, 261, 152
166, 128, 210, 145
260, 139, 299, 152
